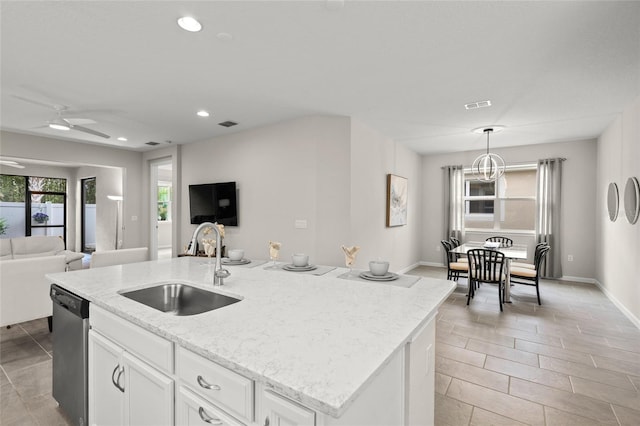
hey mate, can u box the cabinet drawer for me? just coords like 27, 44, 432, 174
90, 305, 173, 373
177, 386, 245, 426
177, 346, 253, 422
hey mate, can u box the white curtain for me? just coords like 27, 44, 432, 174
536, 158, 564, 278
443, 165, 464, 243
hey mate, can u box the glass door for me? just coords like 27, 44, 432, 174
82, 177, 96, 253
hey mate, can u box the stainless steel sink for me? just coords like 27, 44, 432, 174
120, 283, 240, 316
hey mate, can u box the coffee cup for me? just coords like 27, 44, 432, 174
369, 260, 389, 276
228, 249, 244, 261
292, 253, 309, 267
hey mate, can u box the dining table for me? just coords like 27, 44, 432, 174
449, 241, 528, 303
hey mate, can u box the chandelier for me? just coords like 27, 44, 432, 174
472, 127, 505, 182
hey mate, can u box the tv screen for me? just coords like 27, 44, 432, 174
189, 182, 238, 226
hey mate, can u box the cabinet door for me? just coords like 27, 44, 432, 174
123, 351, 174, 426
177, 386, 246, 426
88, 330, 124, 426
261, 390, 315, 426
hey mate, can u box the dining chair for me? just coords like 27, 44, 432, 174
511, 243, 549, 269
509, 245, 550, 305
467, 249, 506, 311
449, 237, 468, 263
441, 240, 468, 282
486, 236, 513, 247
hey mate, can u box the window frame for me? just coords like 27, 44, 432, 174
463, 164, 537, 234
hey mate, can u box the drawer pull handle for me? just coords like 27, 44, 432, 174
197, 375, 221, 391
198, 407, 222, 425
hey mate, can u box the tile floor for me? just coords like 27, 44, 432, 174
2, 266, 639, 425
409, 265, 640, 426
0, 319, 71, 425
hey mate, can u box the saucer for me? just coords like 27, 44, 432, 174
359, 271, 399, 281
222, 258, 251, 265
282, 264, 317, 272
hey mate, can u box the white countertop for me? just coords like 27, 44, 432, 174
47, 257, 455, 418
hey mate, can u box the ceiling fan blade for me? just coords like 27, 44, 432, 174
69, 124, 110, 139
12, 94, 58, 110
64, 117, 97, 125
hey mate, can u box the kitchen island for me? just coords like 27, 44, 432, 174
47, 257, 455, 426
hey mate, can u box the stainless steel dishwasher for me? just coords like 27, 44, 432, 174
50, 284, 90, 426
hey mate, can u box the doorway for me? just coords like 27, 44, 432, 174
149, 159, 173, 260
81, 177, 96, 253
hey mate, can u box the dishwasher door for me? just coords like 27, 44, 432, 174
50, 284, 89, 426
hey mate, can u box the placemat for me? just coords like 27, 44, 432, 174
264, 264, 336, 276
337, 271, 421, 288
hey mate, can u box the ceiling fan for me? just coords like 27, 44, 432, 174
13, 94, 111, 139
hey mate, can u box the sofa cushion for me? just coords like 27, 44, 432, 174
11, 236, 65, 259
0, 239, 12, 260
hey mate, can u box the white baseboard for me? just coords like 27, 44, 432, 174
398, 262, 422, 274
558, 276, 597, 285
593, 279, 640, 330
418, 261, 445, 268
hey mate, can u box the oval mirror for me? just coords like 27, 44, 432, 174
607, 182, 619, 221
624, 177, 640, 225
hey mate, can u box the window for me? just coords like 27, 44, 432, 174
464, 166, 537, 232
157, 182, 172, 221
0, 174, 67, 238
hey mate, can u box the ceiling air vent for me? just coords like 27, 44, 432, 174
218, 121, 238, 128
464, 100, 492, 110
145, 141, 160, 146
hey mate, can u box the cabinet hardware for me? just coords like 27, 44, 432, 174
111, 365, 125, 393
198, 407, 222, 425
197, 375, 221, 391
111, 365, 124, 392
264, 415, 270, 426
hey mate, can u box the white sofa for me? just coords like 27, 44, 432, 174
90, 247, 149, 268
0, 236, 84, 327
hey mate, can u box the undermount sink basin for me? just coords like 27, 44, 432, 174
120, 283, 240, 316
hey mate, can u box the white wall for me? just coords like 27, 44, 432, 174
420, 139, 598, 280
75, 166, 123, 251
180, 116, 351, 266
350, 120, 423, 271
596, 95, 640, 325
0, 131, 144, 250
179, 116, 423, 272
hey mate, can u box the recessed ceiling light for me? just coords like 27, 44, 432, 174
117, 137, 128, 142
197, 110, 210, 117
177, 16, 202, 32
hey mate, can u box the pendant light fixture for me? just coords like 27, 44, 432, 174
471, 127, 505, 182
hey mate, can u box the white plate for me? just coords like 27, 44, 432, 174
282, 264, 317, 272
222, 258, 251, 265
359, 271, 399, 281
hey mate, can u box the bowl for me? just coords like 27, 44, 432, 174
228, 249, 244, 261
292, 253, 309, 267
369, 261, 389, 276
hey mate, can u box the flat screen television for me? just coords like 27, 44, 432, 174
189, 182, 238, 226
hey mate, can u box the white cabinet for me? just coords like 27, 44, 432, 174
177, 386, 245, 426
89, 306, 174, 426
89, 330, 174, 426
176, 346, 253, 423
259, 389, 315, 426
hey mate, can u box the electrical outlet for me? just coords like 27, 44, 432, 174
436, 245, 441, 252
294, 219, 307, 229
568, 255, 574, 262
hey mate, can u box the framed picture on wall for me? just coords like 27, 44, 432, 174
386, 174, 408, 227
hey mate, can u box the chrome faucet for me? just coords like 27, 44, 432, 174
187, 221, 230, 286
